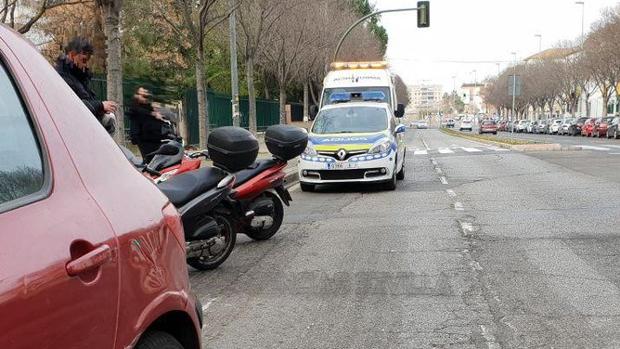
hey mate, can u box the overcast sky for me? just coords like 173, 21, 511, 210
373, 0, 619, 92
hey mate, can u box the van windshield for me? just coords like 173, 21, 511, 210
312, 106, 388, 134
321, 87, 391, 107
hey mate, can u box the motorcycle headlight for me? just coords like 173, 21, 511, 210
368, 139, 392, 154
303, 142, 317, 156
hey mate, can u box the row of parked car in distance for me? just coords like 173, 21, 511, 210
497, 116, 620, 139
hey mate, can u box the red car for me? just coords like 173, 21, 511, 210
479, 120, 498, 134
0, 26, 201, 349
594, 117, 614, 138
581, 118, 597, 137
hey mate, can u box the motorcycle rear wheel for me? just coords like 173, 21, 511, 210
245, 192, 284, 241
187, 215, 236, 270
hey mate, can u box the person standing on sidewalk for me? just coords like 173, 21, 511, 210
128, 87, 168, 163
55, 37, 117, 132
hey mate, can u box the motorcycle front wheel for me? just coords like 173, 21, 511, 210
245, 192, 284, 241
187, 215, 236, 270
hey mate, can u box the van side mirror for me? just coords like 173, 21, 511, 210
309, 105, 318, 120
395, 103, 405, 118
395, 124, 407, 134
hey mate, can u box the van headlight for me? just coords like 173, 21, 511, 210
368, 139, 392, 154
303, 142, 317, 156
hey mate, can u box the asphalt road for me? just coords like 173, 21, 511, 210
191, 128, 620, 348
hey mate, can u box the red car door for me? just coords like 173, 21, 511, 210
0, 42, 119, 348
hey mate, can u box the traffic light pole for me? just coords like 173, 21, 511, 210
333, 4, 428, 62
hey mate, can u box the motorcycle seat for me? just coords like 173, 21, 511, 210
157, 167, 227, 207
234, 159, 278, 187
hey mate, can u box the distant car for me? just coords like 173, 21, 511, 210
549, 119, 562, 134
479, 120, 498, 134
445, 119, 455, 128
527, 120, 538, 133
0, 25, 202, 349
459, 119, 473, 131
581, 118, 597, 137
606, 116, 620, 139
594, 117, 614, 138
558, 118, 574, 135
410, 120, 428, 129
516, 120, 529, 133
538, 120, 549, 134
568, 117, 589, 136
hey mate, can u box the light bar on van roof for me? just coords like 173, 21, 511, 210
361, 91, 386, 101
329, 92, 352, 103
330, 61, 388, 70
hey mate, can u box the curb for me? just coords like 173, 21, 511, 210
441, 129, 582, 152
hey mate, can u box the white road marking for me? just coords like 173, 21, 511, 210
202, 298, 217, 311
414, 149, 428, 155
480, 325, 501, 349
461, 147, 482, 153
454, 202, 464, 211
446, 189, 457, 198
605, 145, 620, 149
430, 158, 438, 166
486, 146, 510, 152
580, 145, 611, 151
435, 167, 443, 175
609, 152, 620, 155
438, 147, 454, 154
459, 221, 475, 236
422, 139, 430, 150
439, 176, 448, 184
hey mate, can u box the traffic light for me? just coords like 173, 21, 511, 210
417, 1, 430, 28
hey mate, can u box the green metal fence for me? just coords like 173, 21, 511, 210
92, 78, 303, 145
184, 89, 285, 145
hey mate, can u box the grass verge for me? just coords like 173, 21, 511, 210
440, 128, 538, 146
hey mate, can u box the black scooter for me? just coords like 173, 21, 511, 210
156, 166, 249, 270
155, 127, 259, 270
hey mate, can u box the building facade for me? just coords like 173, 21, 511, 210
409, 84, 443, 116
459, 83, 487, 114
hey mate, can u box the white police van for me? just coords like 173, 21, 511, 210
299, 94, 406, 191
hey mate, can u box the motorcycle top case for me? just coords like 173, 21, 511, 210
264, 125, 308, 161
207, 127, 259, 172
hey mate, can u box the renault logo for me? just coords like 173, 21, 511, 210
337, 149, 347, 160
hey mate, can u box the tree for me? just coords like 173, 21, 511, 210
96, 0, 124, 143
154, 0, 233, 148
1, 0, 90, 35
393, 74, 409, 108
237, 0, 286, 133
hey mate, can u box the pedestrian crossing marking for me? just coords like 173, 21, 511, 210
411, 146, 511, 156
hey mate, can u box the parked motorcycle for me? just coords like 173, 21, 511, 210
125, 125, 308, 242
136, 127, 259, 270
230, 125, 307, 240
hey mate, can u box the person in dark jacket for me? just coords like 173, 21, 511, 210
55, 37, 117, 125
128, 87, 168, 163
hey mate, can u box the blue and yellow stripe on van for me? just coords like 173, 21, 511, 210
309, 132, 387, 152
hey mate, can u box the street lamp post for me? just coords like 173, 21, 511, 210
575, 1, 585, 45
511, 52, 517, 133
534, 34, 542, 52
